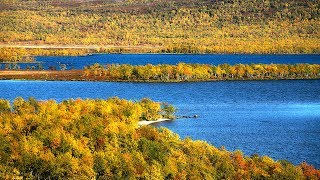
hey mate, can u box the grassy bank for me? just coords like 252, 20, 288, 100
0, 70, 84, 81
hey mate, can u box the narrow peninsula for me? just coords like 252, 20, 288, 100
1, 63, 319, 82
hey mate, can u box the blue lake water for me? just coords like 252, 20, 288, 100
0, 79, 319, 168
1, 54, 320, 70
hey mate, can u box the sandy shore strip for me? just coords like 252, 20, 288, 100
138, 118, 172, 126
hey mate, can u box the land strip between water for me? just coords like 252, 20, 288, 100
1, 61, 320, 82
0, 70, 319, 82
1, 63, 320, 82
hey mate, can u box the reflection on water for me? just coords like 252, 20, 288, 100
0, 79, 319, 168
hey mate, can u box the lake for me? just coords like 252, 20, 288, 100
0, 79, 319, 168
1, 54, 320, 70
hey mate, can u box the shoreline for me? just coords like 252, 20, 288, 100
138, 118, 172, 126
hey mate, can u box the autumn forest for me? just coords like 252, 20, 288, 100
0, 97, 319, 179
0, 0, 320, 179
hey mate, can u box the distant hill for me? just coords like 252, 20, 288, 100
0, 0, 319, 53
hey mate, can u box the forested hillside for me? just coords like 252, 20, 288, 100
0, 0, 319, 53
0, 97, 319, 179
